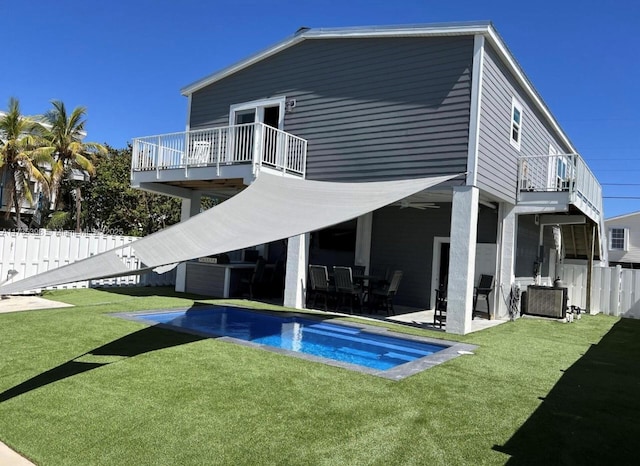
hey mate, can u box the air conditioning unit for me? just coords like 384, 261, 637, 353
525, 286, 567, 319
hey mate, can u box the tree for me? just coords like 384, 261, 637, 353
0, 98, 50, 227
80, 145, 182, 236
39, 100, 107, 231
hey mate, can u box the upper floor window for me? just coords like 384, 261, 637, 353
609, 228, 628, 250
510, 98, 523, 150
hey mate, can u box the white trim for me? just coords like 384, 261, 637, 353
466, 34, 485, 187
609, 227, 628, 251
430, 236, 450, 309
510, 97, 523, 151
605, 210, 640, 222
228, 96, 286, 130
185, 94, 192, 132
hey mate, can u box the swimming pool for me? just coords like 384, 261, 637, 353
119, 306, 476, 379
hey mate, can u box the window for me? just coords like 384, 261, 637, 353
609, 228, 627, 250
510, 98, 523, 150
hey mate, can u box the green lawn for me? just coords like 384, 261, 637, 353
0, 287, 638, 465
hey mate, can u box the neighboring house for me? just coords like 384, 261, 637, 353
606, 211, 640, 269
130, 22, 605, 334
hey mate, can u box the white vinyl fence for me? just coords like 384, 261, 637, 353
591, 266, 640, 318
0, 230, 175, 292
559, 263, 640, 318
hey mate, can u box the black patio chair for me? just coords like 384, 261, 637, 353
241, 257, 266, 299
473, 274, 494, 319
333, 266, 363, 314
433, 287, 447, 329
307, 265, 331, 311
370, 270, 403, 316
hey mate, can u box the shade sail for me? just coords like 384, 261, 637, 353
0, 172, 457, 295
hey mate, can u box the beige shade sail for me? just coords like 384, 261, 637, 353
0, 172, 458, 295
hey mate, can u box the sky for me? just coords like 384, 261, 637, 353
2, 0, 639, 218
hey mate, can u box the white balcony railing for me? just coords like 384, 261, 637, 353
518, 153, 602, 216
131, 122, 307, 178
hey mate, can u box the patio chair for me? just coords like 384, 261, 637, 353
433, 287, 447, 329
370, 270, 403, 316
241, 257, 266, 299
188, 140, 211, 166
307, 265, 331, 311
333, 266, 363, 314
473, 274, 494, 320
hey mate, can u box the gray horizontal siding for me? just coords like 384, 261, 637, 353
370, 204, 497, 308
190, 37, 474, 182
477, 44, 572, 203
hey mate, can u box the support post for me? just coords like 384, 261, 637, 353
446, 186, 479, 335
496, 203, 516, 319
283, 233, 310, 309
586, 223, 595, 313
355, 212, 373, 273
175, 194, 201, 293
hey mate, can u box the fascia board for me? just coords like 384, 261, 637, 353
605, 211, 640, 222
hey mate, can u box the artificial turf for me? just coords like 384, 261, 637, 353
0, 287, 638, 465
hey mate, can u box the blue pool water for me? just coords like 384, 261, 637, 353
133, 306, 446, 371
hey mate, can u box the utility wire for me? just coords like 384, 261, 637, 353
603, 196, 640, 199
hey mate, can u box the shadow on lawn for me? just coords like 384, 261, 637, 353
0, 325, 205, 403
494, 318, 640, 464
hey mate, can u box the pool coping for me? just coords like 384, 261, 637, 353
113, 305, 478, 381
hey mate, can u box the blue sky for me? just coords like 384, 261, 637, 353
2, 0, 638, 217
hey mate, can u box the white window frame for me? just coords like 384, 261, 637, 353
510, 97, 523, 151
609, 227, 628, 251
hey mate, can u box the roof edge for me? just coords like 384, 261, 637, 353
605, 210, 640, 222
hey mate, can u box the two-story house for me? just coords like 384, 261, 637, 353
126, 22, 605, 334
1, 22, 605, 335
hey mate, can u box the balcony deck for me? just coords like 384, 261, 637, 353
517, 154, 602, 223
131, 123, 307, 194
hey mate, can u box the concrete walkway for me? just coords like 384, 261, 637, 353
0, 442, 35, 465
0, 295, 71, 465
0, 295, 72, 314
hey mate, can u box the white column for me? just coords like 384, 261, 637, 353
496, 202, 516, 319
283, 233, 310, 309
175, 194, 201, 293
355, 212, 373, 272
446, 186, 479, 335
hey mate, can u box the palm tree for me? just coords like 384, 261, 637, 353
0, 98, 50, 228
41, 100, 107, 231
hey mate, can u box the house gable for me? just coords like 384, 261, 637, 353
190, 36, 474, 182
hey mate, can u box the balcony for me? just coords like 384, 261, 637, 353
131, 123, 307, 183
517, 153, 602, 223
